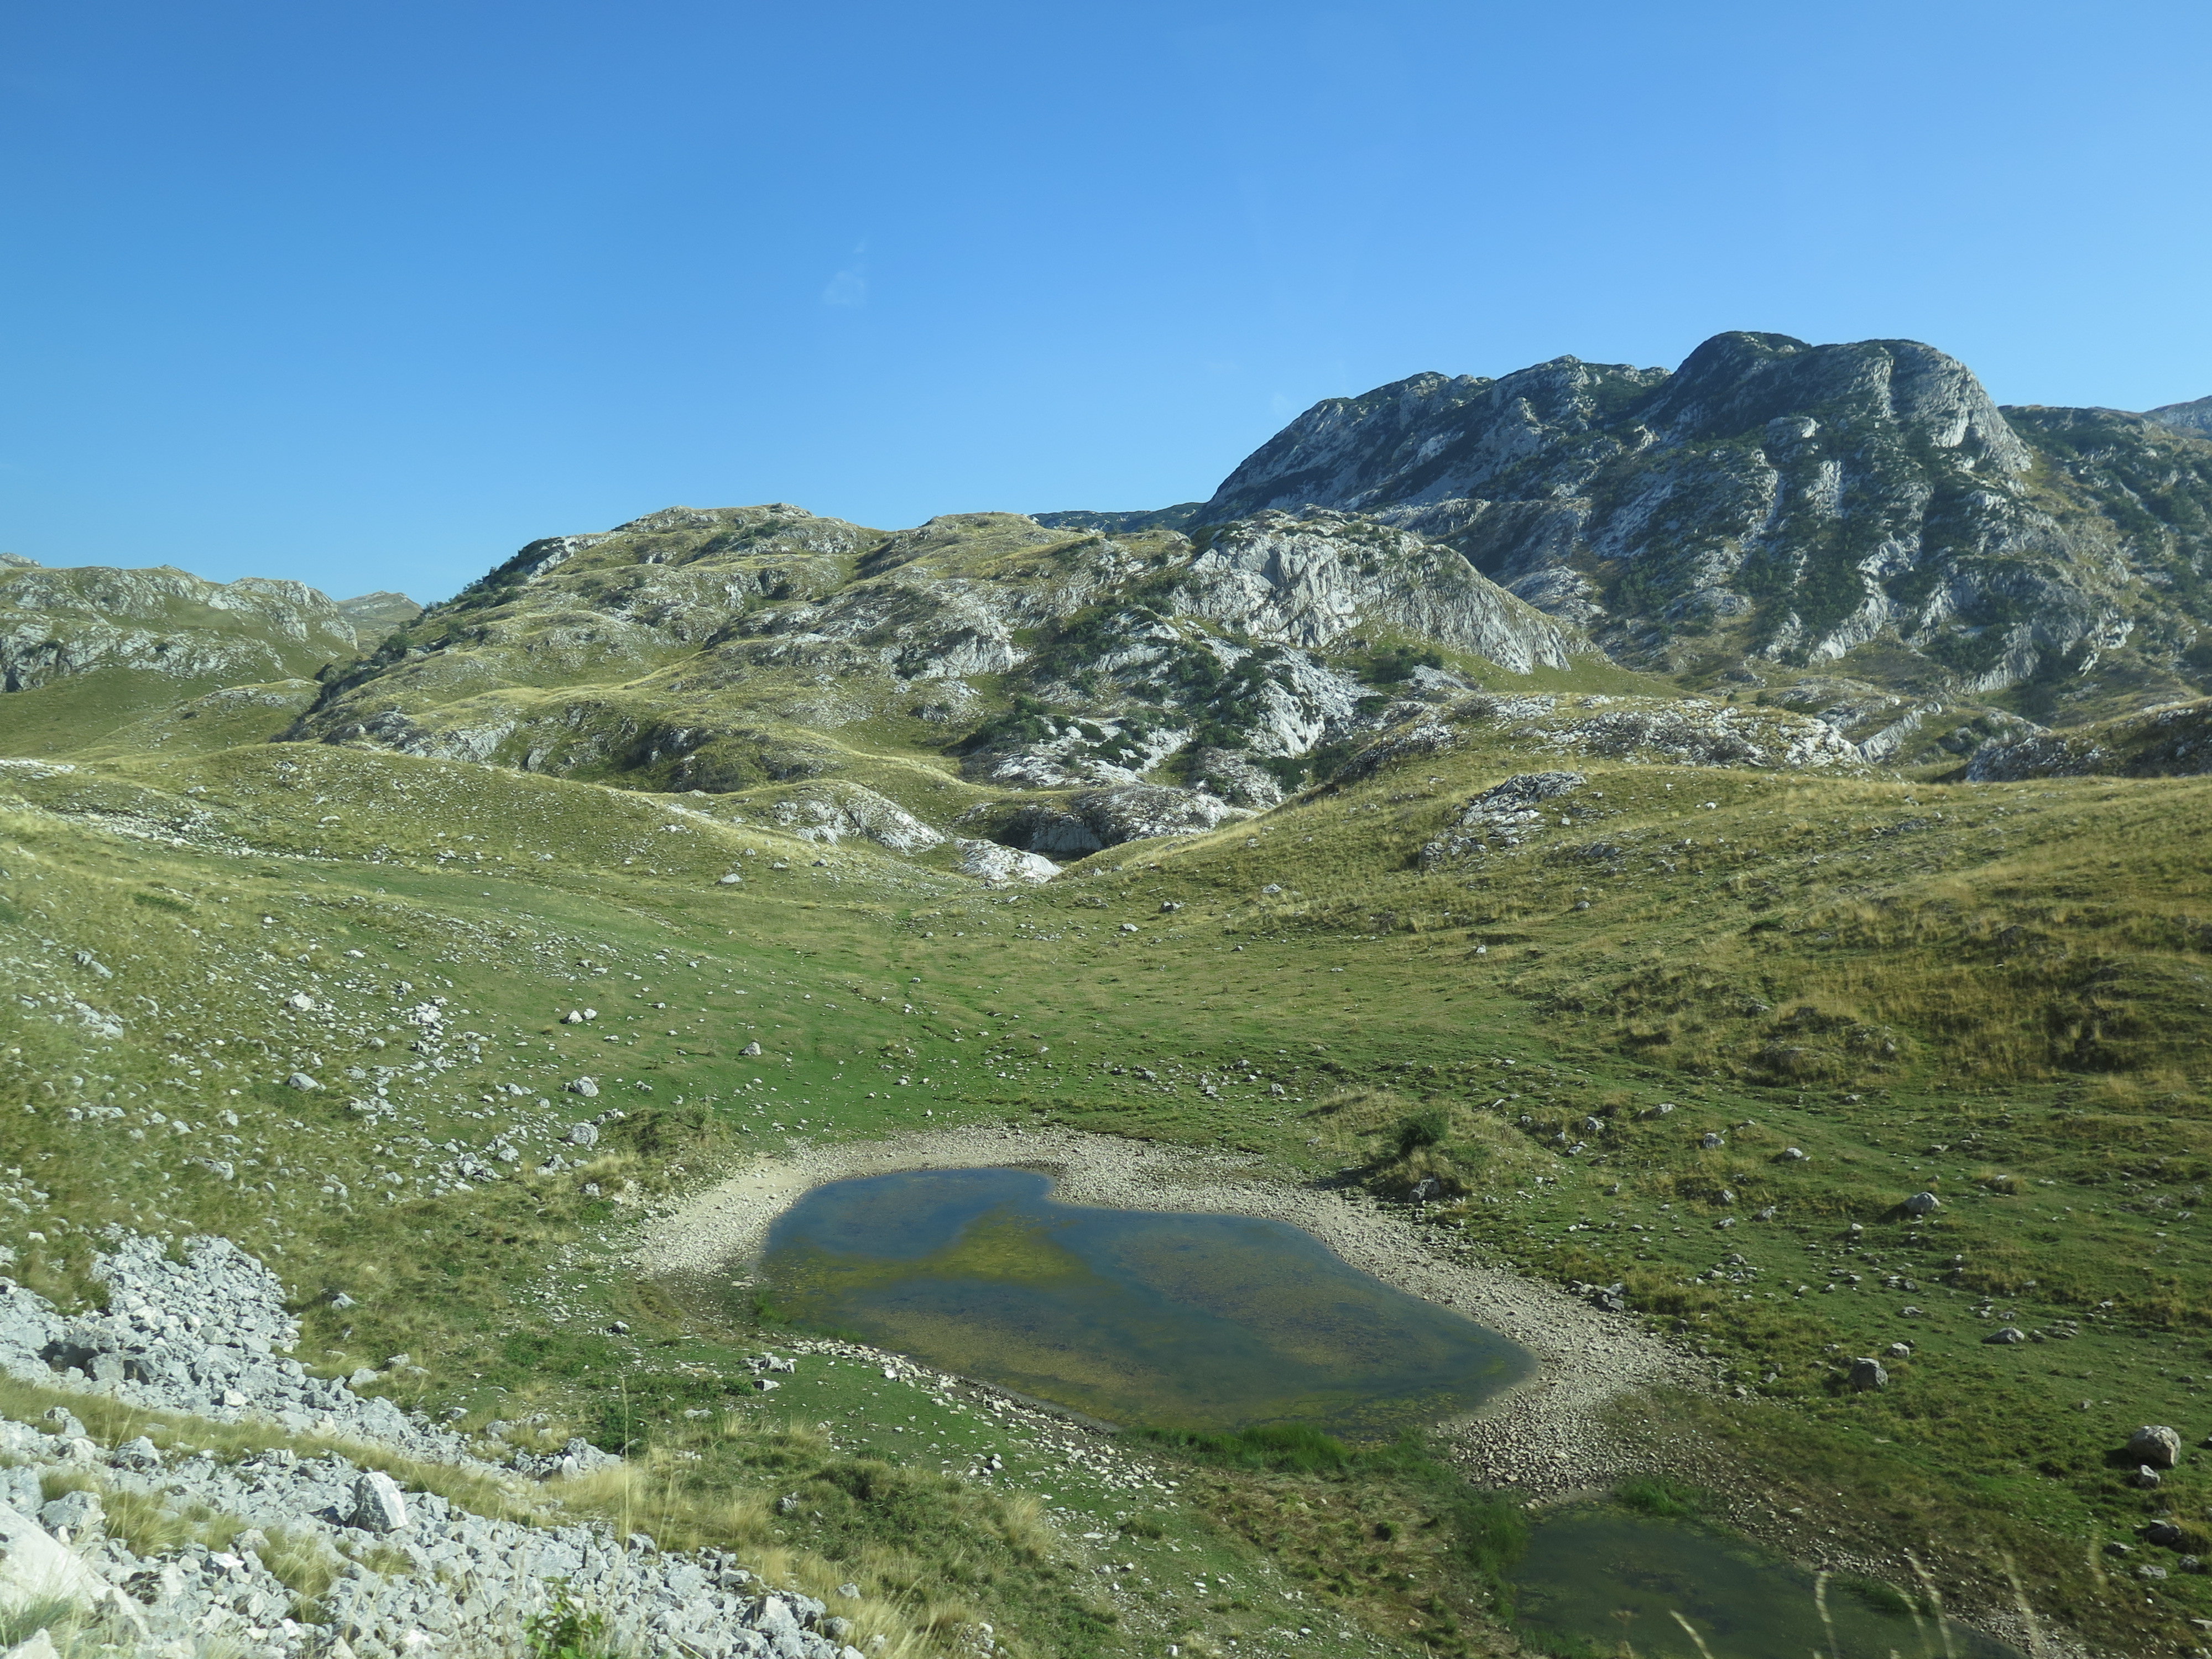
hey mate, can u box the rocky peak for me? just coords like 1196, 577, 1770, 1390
1632, 332, 2031, 472
2146, 394, 2212, 437
1182, 331, 2190, 700
0, 561, 360, 698
1031, 504, 1206, 534
336, 591, 425, 635
1201, 357, 1668, 521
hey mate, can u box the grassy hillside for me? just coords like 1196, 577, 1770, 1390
0, 563, 361, 755
2, 717, 2211, 1656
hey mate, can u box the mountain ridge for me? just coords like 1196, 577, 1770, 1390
11, 328, 2212, 799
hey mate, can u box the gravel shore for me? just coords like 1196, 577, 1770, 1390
644, 1124, 2086, 1657
639, 1123, 1693, 1498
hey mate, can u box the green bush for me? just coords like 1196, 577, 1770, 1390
526, 1588, 619, 1659
1130, 1422, 1353, 1473
1395, 1110, 1449, 1159
1614, 1474, 1705, 1519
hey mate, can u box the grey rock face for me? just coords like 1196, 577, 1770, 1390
2145, 394, 2212, 437
1968, 698, 2212, 782
2131, 1425, 2184, 1470
952, 838, 1059, 885
1200, 331, 2159, 692
982, 785, 1251, 858
0, 562, 359, 693
1418, 770, 1584, 865
349, 1470, 409, 1532
282, 502, 1588, 849
1203, 356, 1674, 521
0, 1495, 109, 1615
1178, 510, 1580, 674
0, 1233, 466, 1460
1184, 748, 1285, 808
335, 590, 424, 635
760, 782, 945, 852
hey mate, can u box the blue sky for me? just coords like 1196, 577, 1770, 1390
3, 1, 2208, 601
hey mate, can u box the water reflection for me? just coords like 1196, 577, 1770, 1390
1511, 1507, 2026, 1658
757, 1166, 1532, 1437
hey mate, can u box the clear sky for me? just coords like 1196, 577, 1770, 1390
3, 1, 2209, 601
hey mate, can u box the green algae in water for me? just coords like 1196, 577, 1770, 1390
756, 1167, 1532, 1438
1510, 1507, 2026, 1658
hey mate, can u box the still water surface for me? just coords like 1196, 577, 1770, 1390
757, 1166, 1532, 1437
1511, 1508, 2026, 1658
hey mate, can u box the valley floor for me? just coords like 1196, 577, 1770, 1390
6, 735, 2212, 1658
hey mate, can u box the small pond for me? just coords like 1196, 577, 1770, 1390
755, 1166, 1532, 1437
1511, 1507, 2026, 1658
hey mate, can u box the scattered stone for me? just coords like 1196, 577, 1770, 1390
0, 1496, 109, 1613
37, 1489, 101, 1543
111, 1435, 160, 1470
1848, 1358, 1887, 1391
1984, 1326, 2027, 1344
742, 1041, 763, 1057
2136, 1465, 2164, 1490
285, 1072, 321, 1091
349, 1471, 409, 1533
566, 1077, 599, 1097
1417, 770, 1587, 862
2131, 1425, 2184, 1469
1902, 1191, 1940, 1215
566, 1122, 599, 1149
2146, 1521, 2185, 1547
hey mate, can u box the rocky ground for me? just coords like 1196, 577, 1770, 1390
0, 1236, 878, 1659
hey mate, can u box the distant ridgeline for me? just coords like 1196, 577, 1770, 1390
6, 331, 2212, 821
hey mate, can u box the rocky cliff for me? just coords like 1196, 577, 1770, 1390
0, 560, 360, 694
20, 328, 2212, 810
1190, 332, 2212, 726
283, 503, 1591, 828
2147, 394, 2212, 438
